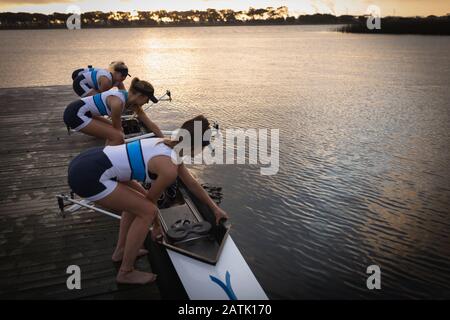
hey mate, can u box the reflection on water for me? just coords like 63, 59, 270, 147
1, 25, 449, 298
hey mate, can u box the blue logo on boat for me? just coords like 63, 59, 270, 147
209, 271, 237, 300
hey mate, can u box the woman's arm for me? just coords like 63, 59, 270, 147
146, 157, 178, 203
84, 89, 98, 97
107, 96, 125, 132
101, 96, 125, 147
110, 108, 124, 132
123, 180, 147, 196
98, 76, 112, 93
178, 164, 229, 224
134, 107, 164, 138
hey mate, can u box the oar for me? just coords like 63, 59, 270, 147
124, 130, 175, 143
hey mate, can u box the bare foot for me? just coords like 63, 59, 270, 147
116, 269, 157, 285
112, 248, 149, 262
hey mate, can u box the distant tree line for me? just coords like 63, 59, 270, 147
0, 7, 359, 29
1, 7, 449, 34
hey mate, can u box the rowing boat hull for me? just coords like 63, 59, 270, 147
146, 182, 268, 300
168, 236, 268, 300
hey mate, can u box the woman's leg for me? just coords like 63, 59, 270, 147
96, 182, 157, 284
112, 181, 149, 262
72, 75, 91, 97
124, 180, 148, 194
80, 118, 124, 145
124, 180, 163, 242
90, 116, 115, 147
79, 79, 93, 97
92, 115, 113, 126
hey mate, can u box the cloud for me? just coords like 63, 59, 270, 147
310, 0, 336, 14
322, 0, 336, 15
0, 0, 77, 4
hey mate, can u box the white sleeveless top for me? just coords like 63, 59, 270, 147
83, 68, 113, 90
78, 67, 99, 77
80, 89, 127, 117
103, 138, 179, 183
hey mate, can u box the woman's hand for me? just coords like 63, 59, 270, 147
213, 206, 229, 225
135, 108, 164, 138
178, 164, 230, 225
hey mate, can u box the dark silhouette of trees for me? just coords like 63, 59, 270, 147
298, 13, 338, 24
1, 7, 449, 34
0, 7, 338, 29
340, 15, 450, 35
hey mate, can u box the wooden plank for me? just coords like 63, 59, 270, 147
0, 86, 161, 300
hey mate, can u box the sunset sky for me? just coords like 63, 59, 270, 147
1, 0, 449, 17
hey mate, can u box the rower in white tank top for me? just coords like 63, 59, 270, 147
71, 66, 99, 80
63, 88, 128, 131
83, 69, 113, 91
81, 89, 128, 117
65, 76, 164, 146
103, 138, 179, 185
72, 61, 129, 97
73, 68, 123, 98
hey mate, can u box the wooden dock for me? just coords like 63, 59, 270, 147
0, 86, 160, 299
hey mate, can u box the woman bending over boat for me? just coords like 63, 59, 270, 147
64, 77, 163, 145
72, 61, 129, 97
71, 65, 97, 81
67, 115, 229, 284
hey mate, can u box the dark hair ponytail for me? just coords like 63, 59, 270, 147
161, 115, 211, 150
129, 77, 155, 97
130, 77, 140, 89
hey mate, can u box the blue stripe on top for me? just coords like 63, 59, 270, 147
126, 140, 146, 182
91, 70, 99, 90
93, 93, 107, 115
119, 90, 128, 102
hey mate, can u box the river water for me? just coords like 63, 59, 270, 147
1, 25, 449, 299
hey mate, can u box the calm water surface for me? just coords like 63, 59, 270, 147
1, 26, 449, 299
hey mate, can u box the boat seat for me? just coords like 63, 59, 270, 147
166, 220, 212, 242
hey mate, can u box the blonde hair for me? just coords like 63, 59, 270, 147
108, 60, 128, 73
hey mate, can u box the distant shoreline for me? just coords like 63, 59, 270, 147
0, 22, 343, 31
1, 10, 449, 35
0, 10, 354, 30
339, 17, 450, 35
